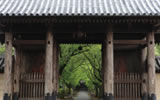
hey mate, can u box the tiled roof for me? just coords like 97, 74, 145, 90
0, 0, 160, 16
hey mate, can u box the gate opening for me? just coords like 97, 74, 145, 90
58, 44, 102, 100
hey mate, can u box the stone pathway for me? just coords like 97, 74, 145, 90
73, 91, 91, 100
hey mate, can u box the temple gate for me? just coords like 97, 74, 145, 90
0, 0, 160, 100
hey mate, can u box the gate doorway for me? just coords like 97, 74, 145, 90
17, 42, 143, 100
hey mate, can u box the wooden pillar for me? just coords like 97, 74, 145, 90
45, 26, 56, 100
147, 32, 156, 100
4, 31, 13, 100
103, 26, 114, 100
141, 47, 148, 100
13, 47, 21, 100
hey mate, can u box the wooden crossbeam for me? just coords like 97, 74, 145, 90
114, 40, 146, 45
13, 40, 147, 45
13, 40, 45, 45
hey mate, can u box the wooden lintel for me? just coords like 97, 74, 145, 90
13, 40, 45, 45
13, 40, 146, 45
114, 45, 145, 50
114, 40, 146, 45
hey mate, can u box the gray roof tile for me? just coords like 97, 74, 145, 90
0, 0, 160, 16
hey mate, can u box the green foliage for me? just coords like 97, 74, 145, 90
83, 45, 103, 97
155, 44, 160, 56
0, 44, 15, 55
0, 44, 5, 55
59, 44, 102, 98
59, 44, 91, 96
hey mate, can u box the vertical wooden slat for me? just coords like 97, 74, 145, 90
35, 73, 37, 98
116, 73, 118, 97
131, 73, 134, 98
33, 73, 36, 98
22, 74, 24, 98
42, 73, 44, 97
127, 73, 128, 98
38, 74, 40, 98
124, 73, 127, 98
115, 73, 117, 97
121, 73, 123, 98
40, 74, 44, 97
23, 74, 25, 98
28, 73, 30, 98
35, 73, 38, 97
31, 73, 33, 98
136, 73, 138, 98
20, 74, 22, 98
119, 73, 121, 98
138, 74, 141, 98
128, 73, 130, 98
25, 74, 27, 98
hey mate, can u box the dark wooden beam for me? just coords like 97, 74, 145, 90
13, 40, 45, 45
114, 45, 145, 50
10, 23, 152, 34
114, 40, 147, 45
13, 40, 147, 45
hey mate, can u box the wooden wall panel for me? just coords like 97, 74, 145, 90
114, 50, 141, 73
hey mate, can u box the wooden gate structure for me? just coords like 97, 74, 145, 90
0, 0, 160, 100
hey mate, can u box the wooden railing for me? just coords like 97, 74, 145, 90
19, 72, 142, 100
114, 72, 142, 100
19, 73, 45, 100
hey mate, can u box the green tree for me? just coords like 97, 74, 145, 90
83, 45, 102, 97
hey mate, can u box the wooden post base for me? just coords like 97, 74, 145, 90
3, 94, 10, 100
45, 93, 56, 100
149, 94, 156, 100
104, 93, 114, 100
142, 93, 148, 100
13, 93, 19, 100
